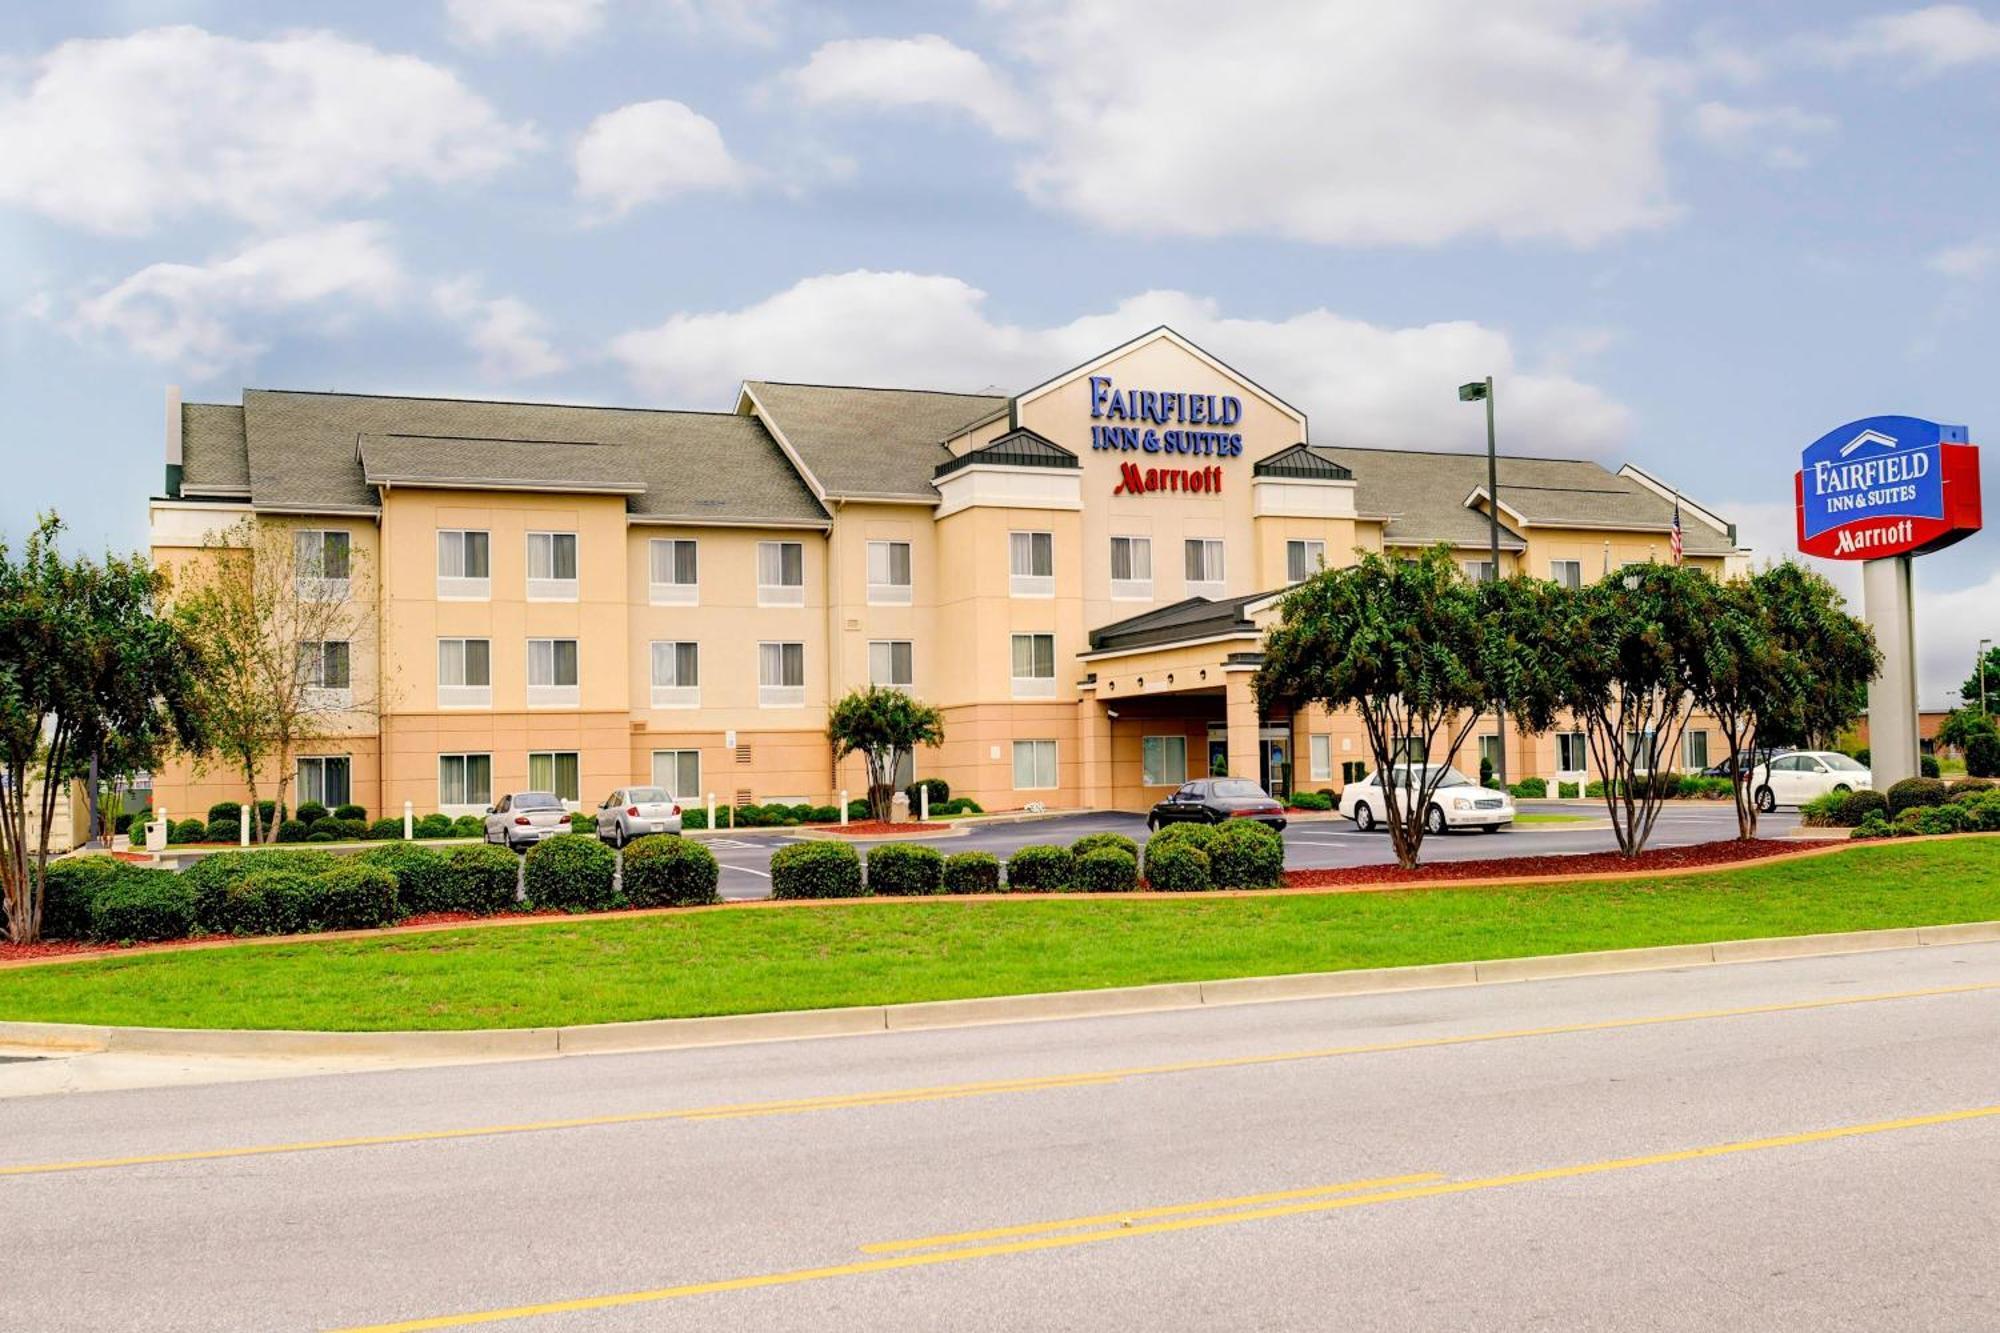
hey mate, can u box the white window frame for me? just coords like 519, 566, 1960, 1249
649, 640, 700, 710
651, 749, 701, 801
1010, 632, 1057, 699
294, 529, 351, 600
298, 639, 352, 710
1009, 530, 1054, 598
525, 531, 579, 602
1477, 734, 1502, 777
528, 750, 581, 806
527, 638, 580, 708
1557, 731, 1589, 776
1550, 559, 1582, 590
295, 755, 351, 809
436, 637, 491, 709
1683, 729, 1710, 772
757, 540, 805, 607
1286, 539, 1326, 583
436, 529, 491, 600
1012, 739, 1058, 791
869, 639, 914, 690
1184, 538, 1225, 598
1309, 734, 1332, 783
1110, 535, 1153, 601
1462, 559, 1497, 584
648, 538, 698, 606
1141, 735, 1188, 788
866, 540, 913, 606
759, 641, 806, 708
439, 752, 492, 814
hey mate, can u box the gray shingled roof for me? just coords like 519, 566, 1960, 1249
179, 403, 249, 495
357, 434, 646, 495
744, 381, 1007, 501
1087, 592, 1273, 653
225, 391, 825, 525
1313, 446, 1734, 555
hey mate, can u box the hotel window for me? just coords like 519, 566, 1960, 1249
759, 641, 805, 708
527, 638, 579, 708
652, 749, 701, 801
867, 540, 913, 605
1683, 729, 1710, 772
1341, 760, 1370, 786
1391, 736, 1428, 764
439, 753, 493, 812
436, 637, 491, 708
649, 640, 700, 709
294, 529, 350, 599
1550, 559, 1582, 590
528, 750, 580, 805
295, 756, 351, 809
1286, 540, 1326, 583
1110, 536, 1152, 600
869, 639, 914, 690
297, 639, 351, 707
1557, 731, 1589, 774
1184, 539, 1225, 597
757, 540, 805, 606
1009, 530, 1054, 597
1010, 633, 1056, 699
1462, 559, 1496, 584
526, 532, 578, 601
649, 538, 698, 605
1012, 739, 1058, 790
1478, 735, 1502, 778
1142, 735, 1188, 788
1627, 728, 1661, 770
436, 529, 490, 600
1309, 734, 1332, 782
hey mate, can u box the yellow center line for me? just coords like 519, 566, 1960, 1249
328, 1103, 2000, 1332
860, 1173, 1443, 1253
7, 978, 1997, 1179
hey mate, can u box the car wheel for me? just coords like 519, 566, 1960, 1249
1353, 803, 1374, 832
1145, 816, 1159, 833
1425, 805, 1448, 836
1755, 786, 1776, 813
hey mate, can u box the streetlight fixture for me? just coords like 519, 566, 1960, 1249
1459, 375, 1505, 786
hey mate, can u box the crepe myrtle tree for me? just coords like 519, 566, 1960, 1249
0, 515, 203, 943
827, 686, 944, 821
1257, 547, 1538, 870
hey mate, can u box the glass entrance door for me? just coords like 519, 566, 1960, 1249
1259, 735, 1291, 799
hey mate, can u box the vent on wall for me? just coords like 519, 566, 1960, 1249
734, 789, 753, 807
736, 743, 752, 764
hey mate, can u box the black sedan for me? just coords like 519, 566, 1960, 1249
1146, 778, 1288, 832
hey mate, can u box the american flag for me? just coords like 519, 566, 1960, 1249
1669, 495, 1683, 565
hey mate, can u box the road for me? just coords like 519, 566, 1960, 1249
3, 941, 1996, 1330
704, 802, 1801, 898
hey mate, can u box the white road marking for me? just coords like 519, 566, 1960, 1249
725, 865, 771, 878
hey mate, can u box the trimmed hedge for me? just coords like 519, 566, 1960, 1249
1557, 781, 1582, 799
1147, 821, 1220, 856
451, 815, 485, 838
942, 851, 1001, 895
183, 848, 341, 932
334, 804, 367, 822
90, 870, 195, 942
1144, 842, 1212, 891
1004, 844, 1073, 892
905, 778, 950, 809
1968, 732, 2000, 778
1922, 755, 1941, 779
1840, 789, 1889, 825
621, 835, 721, 908
1508, 777, 1548, 799
204, 819, 240, 845
207, 801, 243, 823
415, 813, 454, 839
1288, 790, 1333, 811
1887, 777, 1948, 816
42, 855, 132, 940
442, 843, 523, 913
168, 818, 205, 844
770, 840, 864, 899
1075, 847, 1139, 893
219, 870, 316, 936
1208, 819, 1285, 888
523, 835, 619, 912
868, 843, 946, 896
366, 817, 405, 841
313, 863, 401, 930
1070, 831, 1140, 861
275, 819, 310, 843
296, 801, 329, 826
305, 831, 337, 842
356, 843, 450, 915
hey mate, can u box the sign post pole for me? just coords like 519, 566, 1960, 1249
1861, 554, 1921, 787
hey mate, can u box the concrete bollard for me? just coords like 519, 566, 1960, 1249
707, 792, 715, 831
403, 800, 414, 841
840, 790, 849, 826
240, 801, 250, 847
919, 785, 929, 822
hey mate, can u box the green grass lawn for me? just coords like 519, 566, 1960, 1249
1513, 813, 1596, 825
3, 840, 1995, 1032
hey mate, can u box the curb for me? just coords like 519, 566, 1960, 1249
4, 918, 1996, 1061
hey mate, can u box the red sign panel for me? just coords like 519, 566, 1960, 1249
1795, 436, 1981, 560
1113, 462, 1223, 496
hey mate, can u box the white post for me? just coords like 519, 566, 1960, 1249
840, 790, 850, 826
1863, 554, 1921, 787
706, 792, 715, 831
403, 799, 414, 841
919, 786, 929, 821
239, 799, 250, 847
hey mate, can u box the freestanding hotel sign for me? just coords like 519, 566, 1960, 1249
1795, 415, 1983, 785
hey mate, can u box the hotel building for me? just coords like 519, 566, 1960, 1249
147, 327, 1748, 819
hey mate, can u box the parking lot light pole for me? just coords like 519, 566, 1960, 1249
1459, 376, 1506, 786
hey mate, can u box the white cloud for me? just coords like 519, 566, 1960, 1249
1690, 101, 1834, 169
574, 99, 747, 219
69, 222, 403, 376
1816, 4, 2000, 71
657, 0, 783, 44
1928, 238, 1997, 280
0, 26, 536, 236
609, 269, 1631, 457
434, 278, 566, 380
447, 0, 607, 49
787, 35, 1035, 138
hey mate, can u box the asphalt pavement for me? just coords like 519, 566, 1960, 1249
2, 941, 1995, 1330
702, 802, 1802, 899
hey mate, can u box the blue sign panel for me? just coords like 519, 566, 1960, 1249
1798, 415, 1964, 541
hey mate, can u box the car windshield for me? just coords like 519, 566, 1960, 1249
512, 792, 563, 810
1210, 779, 1265, 799
1389, 766, 1472, 788
1820, 754, 1867, 772
627, 787, 669, 803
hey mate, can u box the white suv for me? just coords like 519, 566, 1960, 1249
1751, 751, 1872, 811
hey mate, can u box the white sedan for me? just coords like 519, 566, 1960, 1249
1750, 750, 1873, 811
1339, 766, 1514, 835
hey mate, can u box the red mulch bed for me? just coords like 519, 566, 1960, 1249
1281, 837, 1804, 889
818, 820, 949, 836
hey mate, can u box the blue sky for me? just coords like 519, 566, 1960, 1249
2, 0, 1996, 703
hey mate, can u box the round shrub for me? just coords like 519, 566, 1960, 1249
680, 806, 709, 830
1144, 842, 1212, 891
1288, 790, 1333, 811
318, 817, 366, 840
1208, 819, 1286, 888
304, 830, 335, 842
1508, 777, 1549, 800
622, 835, 722, 907
450, 815, 485, 838
1147, 821, 1219, 855
356, 842, 450, 915
206, 801, 242, 823
1887, 776, 1948, 816
942, 851, 1001, 895
1004, 844, 1074, 893
275, 819, 310, 844
366, 817, 405, 840
169, 818, 206, 844
309, 863, 402, 930
1070, 831, 1139, 861
770, 840, 864, 899
114, 812, 134, 834
806, 805, 841, 824
905, 777, 950, 810
867, 843, 945, 896
1851, 815, 1893, 841
1967, 731, 2000, 779
295, 801, 329, 826
1074, 847, 1138, 893
89, 869, 195, 943
220, 870, 317, 936
204, 818, 240, 844
846, 799, 871, 822
334, 803, 367, 822
1838, 789, 1888, 825
1921, 754, 1941, 779
415, 813, 454, 839
523, 834, 619, 912
42, 855, 132, 940
948, 798, 983, 815
181, 847, 340, 931
443, 843, 523, 913
1963, 791, 2000, 832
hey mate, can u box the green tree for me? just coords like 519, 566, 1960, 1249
827, 687, 944, 821
1960, 643, 2000, 715
1937, 707, 1997, 754
0, 515, 204, 943
1257, 547, 1522, 869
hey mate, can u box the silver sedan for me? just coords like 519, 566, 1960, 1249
483, 791, 570, 850
595, 786, 684, 847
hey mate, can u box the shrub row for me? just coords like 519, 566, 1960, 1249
1801, 788, 1889, 828
1852, 787, 2000, 840
1582, 774, 1734, 800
